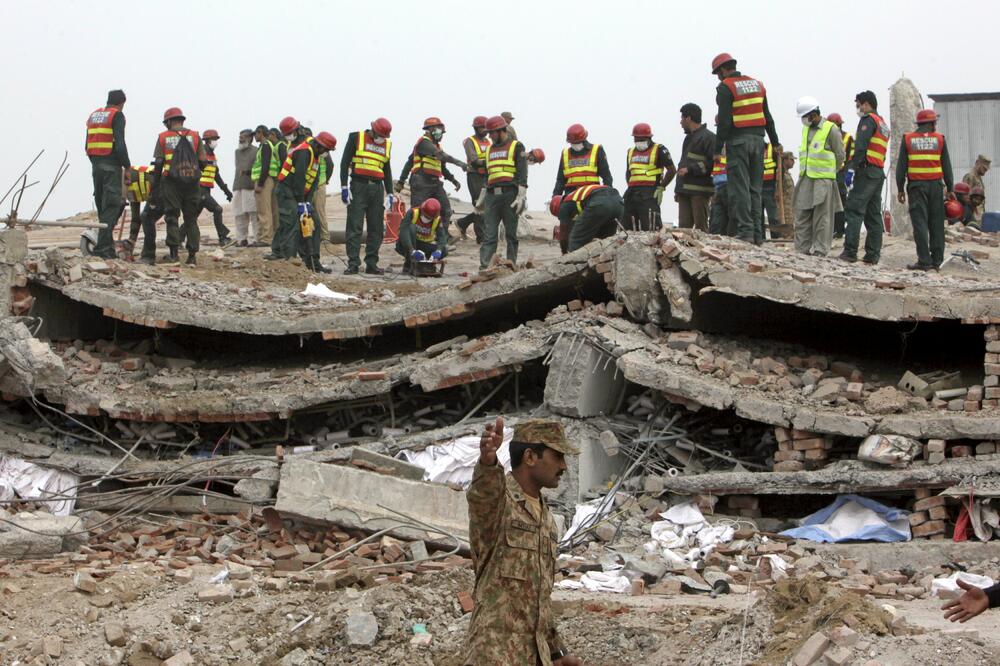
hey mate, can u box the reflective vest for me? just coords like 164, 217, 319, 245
711, 155, 727, 177
626, 144, 661, 187
561, 144, 601, 188
278, 142, 319, 195
799, 120, 837, 180
251, 140, 280, 180
468, 135, 491, 175
127, 165, 154, 203
412, 135, 443, 178
567, 183, 608, 215
722, 76, 767, 128
486, 139, 520, 186
904, 132, 945, 181
843, 132, 855, 163
763, 144, 776, 182
864, 113, 890, 168
157, 130, 201, 176
200, 152, 218, 188
85, 107, 119, 157
410, 209, 442, 243
350, 131, 391, 179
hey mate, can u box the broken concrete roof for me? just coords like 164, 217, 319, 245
26, 237, 614, 338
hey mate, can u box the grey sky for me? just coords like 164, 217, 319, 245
2, 0, 996, 222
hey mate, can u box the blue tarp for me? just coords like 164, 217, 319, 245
779, 494, 911, 543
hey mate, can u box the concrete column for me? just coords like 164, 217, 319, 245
544, 334, 625, 418
0, 229, 28, 315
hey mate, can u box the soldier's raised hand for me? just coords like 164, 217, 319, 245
479, 416, 504, 466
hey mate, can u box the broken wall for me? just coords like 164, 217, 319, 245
890, 77, 924, 240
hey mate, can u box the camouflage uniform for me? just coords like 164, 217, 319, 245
964, 155, 990, 220
463, 420, 578, 666
769, 151, 796, 238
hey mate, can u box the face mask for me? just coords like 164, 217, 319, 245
856, 108, 865, 118
420, 215, 431, 224
634, 140, 649, 150
373, 136, 386, 145
284, 133, 296, 141
571, 142, 584, 151
207, 140, 218, 149
801, 116, 812, 126
431, 129, 443, 141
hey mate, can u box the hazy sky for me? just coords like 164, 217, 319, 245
2, 0, 996, 222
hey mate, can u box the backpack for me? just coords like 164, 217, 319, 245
169, 133, 201, 185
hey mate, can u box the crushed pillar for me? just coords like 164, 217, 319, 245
544, 334, 624, 418
890, 77, 923, 240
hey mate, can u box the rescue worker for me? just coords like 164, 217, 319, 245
708, 150, 732, 236
501, 111, 518, 140
897, 109, 954, 271
793, 97, 845, 256
395, 117, 468, 234
623, 123, 676, 231
396, 198, 448, 273
153, 107, 206, 265
136, 165, 166, 265
196, 129, 233, 246
124, 163, 156, 254
951, 182, 974, 225
252, 124, 279, 246
479, 116, 527, 269
839, 90, 890, 265
553, 124, 613, 252
711, 53, 781, 245
302, 128, 334, 243
272, 130, 337, 272
554, 184, 624, 252
232, 129, 259, 246
963, 154, 991, 198
760, 143, 779, 239
675, 103, 716, 230
827, 112, 854, 239
265, 117, 306, 261
340, 117, 394, 275
85, 89, 131, 259
462, 417, 583, 666
457, 116, 491, 243
970, 186, 987, 227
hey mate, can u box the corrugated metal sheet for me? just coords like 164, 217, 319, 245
934, 99, 1000, 210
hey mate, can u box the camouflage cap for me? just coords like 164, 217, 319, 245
978, 154, 992, 164
512, 419, 578, 455
782, 151, 796, 160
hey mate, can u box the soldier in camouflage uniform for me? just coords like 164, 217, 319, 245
463, 417, 582, 666
963, 154, 990, 194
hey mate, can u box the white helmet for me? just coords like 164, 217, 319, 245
796, 96, 820, 117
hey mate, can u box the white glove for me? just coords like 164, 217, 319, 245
474, 189, 487, 214
511, 185, 527, 213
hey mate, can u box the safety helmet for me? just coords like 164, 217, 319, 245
423, 117, 444, 130
371, 117, 392, 138
796, 96, 821, 117
485, 115, 507, 131
945, 199, 964, 220
420, 198, 441, 217
314, 132, 337, 151
549, 195, 564, 216
472, 115, 488, 129
566, 123, 588, 143
162, 107, 185, 123
916, 109, 938, 124
530, 148, 545, 164
827, 113, 844, 126
632, 122, 653, 138
202, 129, 220, 140
711, 52, 736, 74
279, 116, 300, 135
954, 182, 971, 195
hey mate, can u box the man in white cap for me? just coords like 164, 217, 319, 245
794, 96, 845, 256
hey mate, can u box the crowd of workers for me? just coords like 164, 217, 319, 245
85, 53, 989, 276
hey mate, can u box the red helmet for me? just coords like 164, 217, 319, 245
550, 195, 565, 216
632, 122, 653, 138
423, 116, 444, 129
945, 199, 964, 220
916, 109, 938, 124
279, 116, 300, 135
711, 52, 736, 73
472, 115, 488, 128
827, 113, 844, 125
972, 186, 986, 198
566, 123, 588, 143
420, 198, 441, 217
202, 129, 220, 140
314, 131, 337, 151
371, 117, 392, 138
954, 182, 971, 195
162, 107, 185, 123
530, 148, 545, 164
485, 115, 507, 131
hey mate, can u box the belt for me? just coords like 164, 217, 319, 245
351, 175, 383, 183
490, 185, 516, 194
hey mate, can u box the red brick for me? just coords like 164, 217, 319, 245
912, 520, 946, 537
914, 496, 946, 511
457, 590, 475, 613
792, 437, 829, 451
928, 506, 950, 521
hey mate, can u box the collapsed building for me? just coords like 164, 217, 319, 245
3, 218, 1000, 663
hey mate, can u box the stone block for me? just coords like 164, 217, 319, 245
774, 461, 804, 472
914, 496, 946, 511
912, 520, 946, 538
104, 622, 126, 647
197, 584, 234, 603
908, 511, 928, 527
793, 632, 830, 666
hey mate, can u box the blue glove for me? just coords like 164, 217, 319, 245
386, 194, 395, 208
297, 202, 314, 216
411, 250, 426, 261
341, 186, 350, 204
431, 250, 443, 260
845, 169, 855, 187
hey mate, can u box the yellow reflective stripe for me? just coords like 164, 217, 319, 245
909, 155, 940, 162
87, 128, 113, 135
869, 136, 888, 148
909, 166, 943, 174
732, 96, 764, 108
733, 111, 765, 122
87, 142, 113, 149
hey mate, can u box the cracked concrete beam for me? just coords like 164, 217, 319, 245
0, 318, 66, 391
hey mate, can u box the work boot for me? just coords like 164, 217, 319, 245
862, 256, 879, 265
402, 259, 412, 274
343, 266, 359, 275
837, 252, 857, 263
237, 240, 248, 247
263, 253, 284, 261
364, 265, 384, 275
138, 256, 155, 266
906, 262, 932, 271
314, 263, 332, 274
164, 248, 180, 264
186, 252, 197, 266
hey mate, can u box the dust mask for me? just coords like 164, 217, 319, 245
420, 214, 432, 224
570, 142, 584, 151
373, 136, 386, 145
634, 140, 649, 150
207, 140, 218, 149
801, 116, 811, 126
856, 109, 865, 118
431, 129, 443, 141
284, 133, 296, 141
